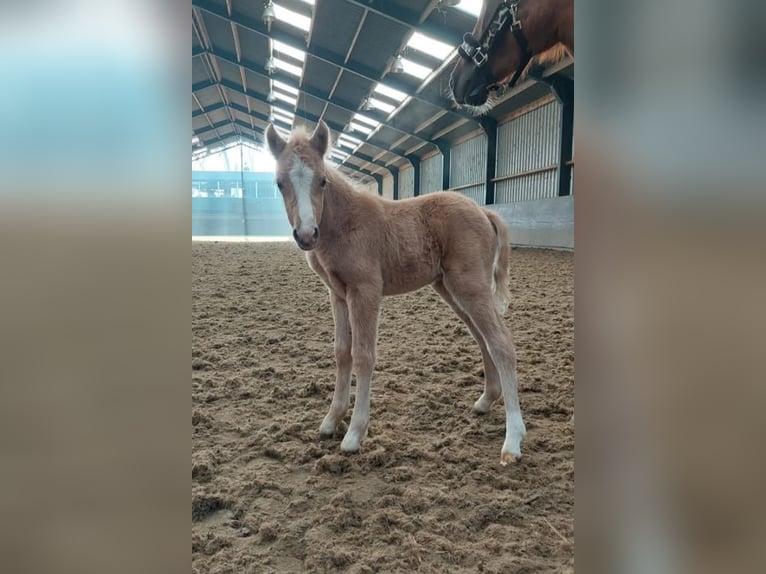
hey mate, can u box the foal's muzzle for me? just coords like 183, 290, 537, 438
293, 226, 319, 251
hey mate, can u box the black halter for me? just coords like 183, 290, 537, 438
457, 0, 533, 91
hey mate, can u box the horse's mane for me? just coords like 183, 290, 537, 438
518, 43, 570, 82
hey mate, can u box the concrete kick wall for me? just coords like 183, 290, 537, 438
487, 196, 573, 250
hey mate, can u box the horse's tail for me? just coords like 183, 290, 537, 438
484, 209, 512, 316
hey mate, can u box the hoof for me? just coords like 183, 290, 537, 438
339, 427, 365, 453
500, 450, 521, 466
339, 440, 361, 453
319, 426, 335, 438
472, 393, 498, 415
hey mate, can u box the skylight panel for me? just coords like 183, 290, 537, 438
373, 83, 407, 102
273, 57, 303, 77
273, 4, 312, 32
400, 58, 432, 80
352, 113, 380, 128
348, 122, 373, 135
407, 32, 454, 60
272, 39, 306, 62
455, 0, 483, 17
272, 80, 299, 95
367, 97, 395, 114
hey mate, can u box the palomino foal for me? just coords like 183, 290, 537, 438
266, 121, 527, 464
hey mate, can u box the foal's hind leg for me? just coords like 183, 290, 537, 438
442, 276, 526, 464
432, 280, 501, 414
319, 293, 352, 437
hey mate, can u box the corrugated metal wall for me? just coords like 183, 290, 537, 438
495, 101, 561, 203
420, 153, 443, 194
450, 133, 487, 205
398, 166, 414, 199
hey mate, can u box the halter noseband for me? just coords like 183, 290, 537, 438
457, 0, 533, 91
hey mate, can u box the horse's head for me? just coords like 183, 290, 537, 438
449, 0, 529, 108
266, 121, 331, 251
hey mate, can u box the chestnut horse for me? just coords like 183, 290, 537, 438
265, 121, 527, 464
450, 0, 574, 112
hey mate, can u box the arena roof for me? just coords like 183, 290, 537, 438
192, 0, 573, 184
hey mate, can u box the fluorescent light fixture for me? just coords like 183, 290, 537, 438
348, 122, 373, 135
337, 139, 357, 149
455, 0, 482, 17
338, 133, 363, 145
330, 149, 349, 161
273, 80, 299, 95
352, 113, 380, 128
273, 4, 312, 32
400, 57, 432, 80
272, 108, 294, 119
192, 135, 200, 145
273, 91, 297, 106
367, 97, 395, 114
272, 39, 306, 62
407, 31, 454, 60
273, 57, 303, 77
373, 83, 407, 102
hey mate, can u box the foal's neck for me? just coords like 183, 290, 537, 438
317, 166, 358, 245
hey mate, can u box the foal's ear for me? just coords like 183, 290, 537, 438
266, 124, 286, 159
310, 120, 330, 157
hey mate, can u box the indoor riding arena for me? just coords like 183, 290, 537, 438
193, 1, 574, 572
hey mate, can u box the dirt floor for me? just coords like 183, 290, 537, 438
192, 241, 574, 574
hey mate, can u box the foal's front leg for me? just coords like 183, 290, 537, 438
340, 287, 381, 453
319, 293, 352, 437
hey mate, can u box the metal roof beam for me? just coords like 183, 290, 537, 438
216, 93, 401, 169
193, 101, 226, 118
194, 62, 429, 159
205, 47, 439, 148
191, 97, 397, 171
194, 119, 251, 137
340, 0, 462, 47
191, 0, 475, 121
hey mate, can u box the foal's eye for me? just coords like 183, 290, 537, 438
320, 176, 327, 188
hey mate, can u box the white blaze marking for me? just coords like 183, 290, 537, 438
289, 157, 315, 229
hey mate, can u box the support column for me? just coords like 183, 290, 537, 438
548, 74, 574, 197
479, 117, 498, 205
435, 140, 451, 191
405, 154, 421, 197
389, 167, 399, 200
371, 173, 383, 196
